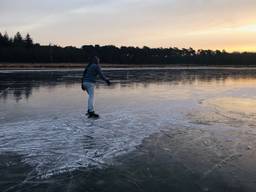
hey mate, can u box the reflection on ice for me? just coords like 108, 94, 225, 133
205, 97, 256, 115
189, 97, 256, 127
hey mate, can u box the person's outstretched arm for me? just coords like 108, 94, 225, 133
96, 65, 111, 85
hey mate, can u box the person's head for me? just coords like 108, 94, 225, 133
89, 56, 100, 65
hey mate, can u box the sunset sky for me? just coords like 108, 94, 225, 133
1, 0, 256, 51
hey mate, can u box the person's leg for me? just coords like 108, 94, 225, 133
86, 82, 95, 112
84, 82, 99, 118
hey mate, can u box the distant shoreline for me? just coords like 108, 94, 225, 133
1, 63, 256, 70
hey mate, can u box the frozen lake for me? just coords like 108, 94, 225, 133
0, 67, 256, 192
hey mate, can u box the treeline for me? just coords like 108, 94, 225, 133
0, 32, 256, 65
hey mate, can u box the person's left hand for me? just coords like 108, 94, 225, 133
106, 79, 111, 86
81, 83, 86, 91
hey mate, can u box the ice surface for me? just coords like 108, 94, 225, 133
1, 68, 256, 181
0, 83, 190, 178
